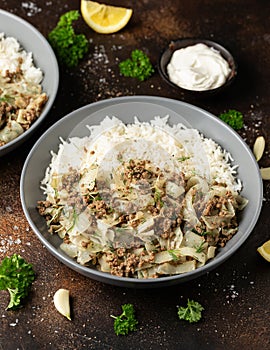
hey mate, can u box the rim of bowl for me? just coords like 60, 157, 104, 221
158, 38, 237, 95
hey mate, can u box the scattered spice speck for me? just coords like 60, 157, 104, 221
5, 206, 12, 213
21, 2, 42, 16
9, 319, 19, 327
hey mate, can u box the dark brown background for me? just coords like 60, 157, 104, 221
0, 1, 270, 349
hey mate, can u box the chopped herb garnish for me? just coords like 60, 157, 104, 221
200, 231, 212, 236
67, 208, 79, 232
178, 156, 190, 162
195, 241, 205, 253
192, 228, 212, 236
154, 188, 164, 207
168, 250, 179, 261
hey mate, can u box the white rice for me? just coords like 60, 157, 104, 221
41, 116, 242, 196
0, 32, 43, 84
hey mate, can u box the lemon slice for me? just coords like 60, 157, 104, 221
53, 289, 71, 320
81, 1, 133, 34
257, 240, 270, 262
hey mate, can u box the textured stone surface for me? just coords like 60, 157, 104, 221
0, 1, 270, 349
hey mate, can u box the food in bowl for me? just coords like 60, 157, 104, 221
37, 116, 247, 279
167, 43, 231, 91
0, 32, 48, 146
158, 39, 237, 95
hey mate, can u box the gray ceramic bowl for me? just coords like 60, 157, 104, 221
20, 96, 263, 288
0, 9, 59, 157
158, 38, 237, 96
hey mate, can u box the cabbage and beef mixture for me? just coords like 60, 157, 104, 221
37, 116, 248, 278
0, 33, 48, 146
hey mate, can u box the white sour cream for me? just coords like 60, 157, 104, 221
167, 43, 231, 91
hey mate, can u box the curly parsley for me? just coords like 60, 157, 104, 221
219, 109, 244, 130
111, 303, 138, 335
177, 299, 204, 323
0, 254, 35, 310
119, 49, 154, 81
48, 10, 88, 68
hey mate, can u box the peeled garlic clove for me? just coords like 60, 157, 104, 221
253, 136, 265, 161
260, 167, 270, 180
53, 288, 71, 320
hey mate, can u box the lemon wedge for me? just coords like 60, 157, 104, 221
257, 240, 270, 262
81, 0, 133, 34
53, 288, 71, 320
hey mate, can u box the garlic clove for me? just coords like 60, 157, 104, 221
260, 167, 270, 180
253, 136, 265, 161
53, 288, 71, 320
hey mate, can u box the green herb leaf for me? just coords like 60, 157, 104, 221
0, 254, 35, 310
119, 49, 154, 81
153, 188, 164, 207
168, 249, 179, 261
177, 299, 204, 323
195, 241, 205, 253
219, 109, 244, 130
48, 10, 88, 68
111, 303, 138, 336
178, 156, 190, 162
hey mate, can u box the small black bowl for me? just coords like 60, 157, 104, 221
158, 38, 237, 96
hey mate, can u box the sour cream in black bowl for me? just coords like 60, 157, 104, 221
158, 38, 237, 95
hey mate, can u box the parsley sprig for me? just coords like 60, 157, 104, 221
48, 10, 88, 68
177, 299, 204, 323
119, 49, 154, 81
111, 303, 138, 335
0, 254, 35, 310
219, 109, 244, 130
